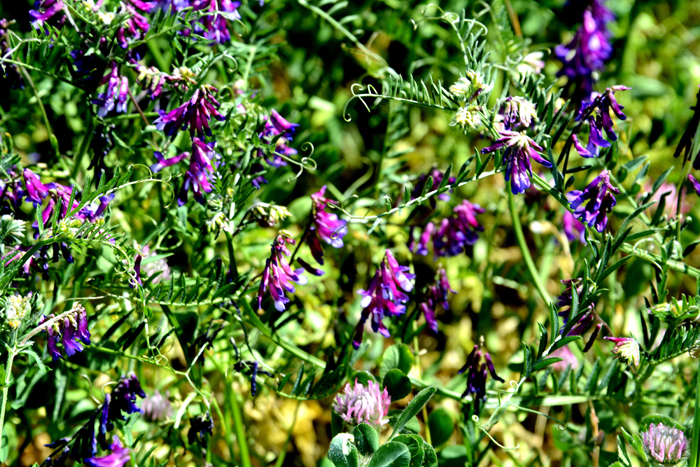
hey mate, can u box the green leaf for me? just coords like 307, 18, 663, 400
383, 369, 412, 400
390, 387, 436, 440
380, 344, 415, 379
531, 357, 564, 373
393, 435, 424, 467
427, 408, 454, 447
421, 443, 438, 467
328, 433, 359, 467
367, 442, 411, 467
353, 424, 379, 456
331, 412, 344, 438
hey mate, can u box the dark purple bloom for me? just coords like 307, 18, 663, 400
458, 338, 504, 413
84, 436, 131, 467
29, 0, 65, 34
116, 0, 155, 49
0, 19, 24, 89
306, 186, 347, 265
106, 373, 146, 423
40, 305, 91, 361
419, 269, 454, 333
150, 150, 189, 173
573, 86, 630, 158
188, 412, 214, 447
258, 234, 308, 312
70, 47, 107, 86
22, 168, 55, 206
567, 170, 620, 232
353, 250, 415, 349
154, 85, 225, 138
411, 168, 456, 206
563, 210, 586, 244
689, 174, 700, 196
178, 138, 219, 206
92, 63, 129, 117
431, 200, 485, 257
481, 130, 552, 194
258, 110, 299, 167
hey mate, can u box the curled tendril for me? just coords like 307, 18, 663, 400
343, 83, 380, 121
101, 381, 118, 399
471, 415, 520, 450
81, 374, 101, 405
284, 142, 317, 183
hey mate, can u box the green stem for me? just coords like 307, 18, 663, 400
508, 188, 552, 307
691, 359, 700, 467
228, 384, 252, 467
0, 347, 16, 459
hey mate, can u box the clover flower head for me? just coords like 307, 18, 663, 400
451, 105, 482, 131
481, 130, 552, 194
567, 170, 620, 232
333, 379, 391, 426
642, 423, 689, 465
353, 250, 415, 348
140, 246, 171, 285
5, 293, 31, 329
604, 336, 640, 366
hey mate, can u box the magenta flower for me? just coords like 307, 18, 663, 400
432, 200, 485, 257
177, 138, 219, 206
567, 170, 619, 232
154, 85, 225, 138
29, 0, 65, 34
641, 423, 689, 465
689, 174, 700, 196
549, 346, 579, 372
458, 339, 504, 413
22, 169, 55, 206
258, 234, 308, 312
481, 130, 552, 194
305, 186, 347, 266
353, 250, 415, 349
563, 211, 586, 244
116, 0, 155, 49
92, 63, 129, 117
84, 436, 130, 467
419, 268, 454, 333
333, 379, 391, 426
604, 336, 640, 366
258, 110, 300, 168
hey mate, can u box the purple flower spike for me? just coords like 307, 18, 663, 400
258, 234, 308, 312
574, 86, 630, 157
84, 436, 131, 467
92, 63, 129, 117
40, 305, 91, 360
641, 423, 689, 465
481, 130, 552, 194
258, 110, 299, 168
61, 317, 84, 356
117, 0, 155, 49
333, 379, 391, 426
563, 211, 586, 244
29, 0, 65, 33
142, 390, 172, 422
311, 186, 348, 250
107, 374, 146, 422
427, 200, 485, 257
353, 250, 415, 349
22, 169, 55, 206
567, 170, 620, 232
177, 138, 218, 206
458, 338, 504, 413
418, 269, 454, 333
154, 85, 225, 138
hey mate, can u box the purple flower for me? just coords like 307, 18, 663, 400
431, 200, 485, 257
190, 0, 242, 44
142, 390, 172, 421
333, 379, 391, 426
178, 138, 219, 206
106, 373, 146, 424
84, 436, 131, 467
458, 338, 504, 413
29, 0, 65, 34
503, 97, 538, 129
353, 250, 415, 349
567, 170, 620, 232
481, 130, 552, 194
641, 423, 689, 465
150, 150, 189, 173
188, 412, 214, 447
40, 305, 90, 361
258, 234, 308, 312
22, 169, 55, 206
411, 168, 456, 206
689, 174, 700, 196
562, 211, 586, 244
410, 222, 435, 256
418, 269, 454, 333
0, 20, 24, 89
258, 110, 299, 167
573, 86, 630, 158
116, 0, 155, 49
306, 186, 347, 265
154, 85, 225, 138
92, 63, 129, 117
604, 336, 640, 366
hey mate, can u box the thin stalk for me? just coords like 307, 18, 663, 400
412, 320, 431, 445
228, 385, 252, 467
0, 345, 16, 457
691, 359, 700, 467
508, 188, 553, 307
